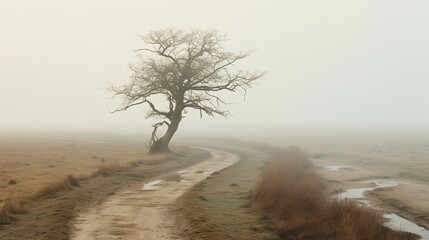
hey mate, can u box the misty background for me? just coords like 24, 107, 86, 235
1, 0, 428, 139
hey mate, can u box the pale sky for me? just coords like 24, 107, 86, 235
1, 0, 428, 135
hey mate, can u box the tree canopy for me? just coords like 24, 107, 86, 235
111, 28, 263, 153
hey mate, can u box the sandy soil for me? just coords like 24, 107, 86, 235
70, 148, 239, 240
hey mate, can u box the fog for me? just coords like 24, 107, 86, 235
1, 0, 428, 137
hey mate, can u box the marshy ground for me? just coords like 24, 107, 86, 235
308, 135, 429, 231
0, 132, 427, 239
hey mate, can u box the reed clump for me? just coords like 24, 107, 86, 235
90, 164, 128, 177
252, 147, 418, 240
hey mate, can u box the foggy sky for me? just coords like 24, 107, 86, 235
1, 0, 428, 135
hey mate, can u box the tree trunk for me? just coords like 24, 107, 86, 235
149, 117, 181, 153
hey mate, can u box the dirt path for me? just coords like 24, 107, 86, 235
70, 148, 239, 240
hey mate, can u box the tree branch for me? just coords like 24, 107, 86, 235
109, 28, 264, 150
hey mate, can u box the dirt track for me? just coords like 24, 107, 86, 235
70, 148, 239, 240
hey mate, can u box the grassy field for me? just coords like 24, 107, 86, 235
291, 134, 429, 183
1, 133, 427, 239
0, 134, 149, 202
0, 134, 210, 239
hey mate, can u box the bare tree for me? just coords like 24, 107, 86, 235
110, 28, 263, 153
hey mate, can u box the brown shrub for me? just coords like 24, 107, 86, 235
0, 174, 81, 225
0, 211, 16, 225
1, 197, 32, 215
0, 196, 32, 225
252, 148, 324, 217
252, 147, 418, 240
8, 179, 17, 185
34, 174, 80, 199
66, 174, 80, 187
90, 164, 127, 177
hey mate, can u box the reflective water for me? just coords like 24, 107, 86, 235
385, 213, 429, 239
337, 179, 429, 239
141, 180, 163, 191
337, 179, 398, 199
324, 165, 346, 171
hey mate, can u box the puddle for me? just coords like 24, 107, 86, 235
142, 180, 163, 191
338, 180, 398, 199
385, 214, 429, 239
336, 179, 429, 239
324, 165, 346, 171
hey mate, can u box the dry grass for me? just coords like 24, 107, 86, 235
145, 152, 174, 162
0, 140, 175, 226
1, 197, 33, 216
34, 174, 80, 199
1, 162, 137, 225
90, 164, 128, 177
0, 174, 83, 225
89, 152, 176, 177
0, 135, 147, 201
8, 179, 17, 185
252, 147, 418, 240
0, 145, 206, 240
163, 173, 182, 182
0, 135, 151, 225
0, 163, 133, 225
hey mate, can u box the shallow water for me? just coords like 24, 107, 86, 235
337, 179, 429, 239
324, 165, 346, 171
385, 214, 429, 239
338, 179, 399, 199
142, 180, 163, 191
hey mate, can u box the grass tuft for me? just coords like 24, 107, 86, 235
90, 164, 128, 177
34, 174, 80, 199
2, 197, 32, 215
66, 174, 80, 187
0, 174, 81, 225
8, 179, 17, 185
0, 211, 16, 225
